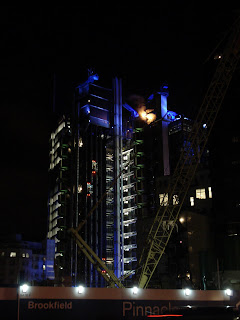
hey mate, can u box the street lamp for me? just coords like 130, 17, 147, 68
133, 287, 138, 295
21, 284, 29, 293
184, 288, 191, 296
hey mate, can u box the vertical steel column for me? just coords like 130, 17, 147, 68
161, 94, 170, 176
73, 100, 80, 286
113, 77, 124, 278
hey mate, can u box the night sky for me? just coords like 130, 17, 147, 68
1, 4, 239, 241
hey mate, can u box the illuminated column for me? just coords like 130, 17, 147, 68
113, 77, 124, 278
161, 93, 170, 176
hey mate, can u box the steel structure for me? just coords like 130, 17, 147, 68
70, 17, 240, 289
138, 17, 240, 289
69, 227, 125, 288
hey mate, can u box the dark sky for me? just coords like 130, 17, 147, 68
1, 4, 239, 241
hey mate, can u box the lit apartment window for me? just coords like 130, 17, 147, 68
190, 197, 194, 206
22, 253, 25, 258
43, 264, 46, 270
10, 252, 16, 258
196, 188, 206, 199
159, 193, 168, 206
26, 253, 29, 258
78, 137, 83, 147
208, 187, 212, 199
173, 194, 179, 205
78, 184, 83, 193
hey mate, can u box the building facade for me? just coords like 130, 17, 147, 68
47, 74, 140, 287
47, 73, 239, 290
0, 234, 55, 285
47, 74, 199, 288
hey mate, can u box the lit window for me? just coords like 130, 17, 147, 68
78, 185, 82, 193
43, 264, 46, 270
78, 137, 83, 147
22, 253, 26, 258
26, 253, 29, 258
159, 193, 168, 206
92, 160, 98, 171
196, 188, 206, 199
173, 194, 179, 205
208, 187, 212, 199
10, 252, 16, 258
190, 197, 194, 206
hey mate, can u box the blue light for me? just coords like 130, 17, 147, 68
82, 105, 90, 115
76, 73, 99, 92
88, 73, 99, 83
147, 94, 154, 101
123, 103, 139, 118
166, 110, 178, 121
158, 84, 169, 97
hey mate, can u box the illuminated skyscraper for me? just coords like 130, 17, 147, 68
47, 74, 139, 286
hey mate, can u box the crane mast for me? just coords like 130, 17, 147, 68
70, 228, 125, 288
138, 17, 240, 289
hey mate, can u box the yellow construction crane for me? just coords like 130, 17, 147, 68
70, 17, 240, 289
138, 17, 240, 289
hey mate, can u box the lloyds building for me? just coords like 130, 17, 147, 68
47, 72, 215, 289
47, 74, 140, 286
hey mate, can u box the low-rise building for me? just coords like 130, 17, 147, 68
0, 234, 55, 285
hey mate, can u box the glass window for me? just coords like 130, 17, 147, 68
196, 188, 206, 199
208, 187, 212, 198
26, 253, 29, 258
10, 252, 16, 258
159, 193, 168, 206
190, 197, 194, 206
173, 195, 179, 205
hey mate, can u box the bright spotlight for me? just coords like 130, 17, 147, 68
179, 217, 185, 223
78, 285, 84, 294
140, 111, 147, 120
184, 288, 191, 296
225, 288, 233, 296
133, 286, 138, 295
21, 284, 29, 293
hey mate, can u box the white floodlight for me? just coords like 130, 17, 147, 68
184, 288, 191, 296
21, 284, 29, 293
132, 286, 138, 295
78, 285, 84, 294
225, 288, 233, 296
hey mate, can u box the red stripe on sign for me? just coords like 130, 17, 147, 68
147, 315, 183, 318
